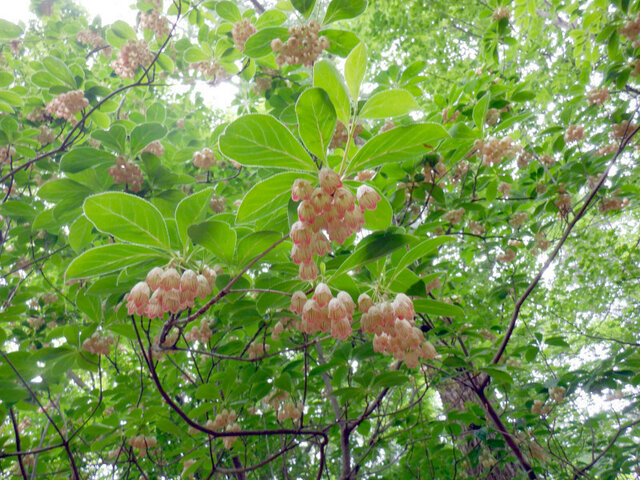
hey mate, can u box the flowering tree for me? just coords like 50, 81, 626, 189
0, 0, 639, 478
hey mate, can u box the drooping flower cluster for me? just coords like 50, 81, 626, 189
549, 386, 566, 402
619, 14, 640, 47
140, 9, 170, 39
190, 61, 227, 82
209, 195, 226, 213
192, 148, 217, 169
596, 143, 617, 156
290, 169, 380, 280
497, 181, 511, 198
486, 108, 501, 126
108, 156, 144, 192
468, 220, 485, 236
611, 120, 638, 140
126, 266, 218, 318
247, 342, 270, 359
76, 29, 113, 57
356, 169, 376, 182
289, 284, 356, 340
277, 400, 302, 422
45, 90, 89, 124
36, 126, 56, 145
129, 435, 157, 457
509, 212, 527, 229
555, 193, 572, 217
492, 7, 510, 21
142, 140, 164, 157
358, 293, 436, 368
0, 145, 16, 164
26, 108, 46, 123
442, 207, 465, 225
599, 196, 629, 214
474, 137, 522, 166
423, 159, 447, 183
330, 121, 364, 148
82, 332, 114, 356
232, 18, 256, 52
271, 22, 330, 67
497, 248, 516, 263
517, 150, 532, 168
587, 88, 609, 106
564, 125, 584, 143
205, 409, 239, 449
531, 399, 551, 416
111, 39, 154, 79
182, 319, 212, 346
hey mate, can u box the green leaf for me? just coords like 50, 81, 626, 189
313, 60, 351, 125
92, 125, 126, 154
255, 10, 287, 28
42, 56, 76, 88
359, 89, 419, 119
344, 42, 366, 101
60, 148, 115, 173
481, 366, 513, 385
38, 178, 93, 207
236, 231, 283, 265
83, 192, 170, 249
65, 244, 165, 280
347, 123, 449, 173
320, 29, 361, 57
473, 92, 490, 131
291, 0, 315, 17
331, 231, 413, 278
0, 19, 23, 39
184, 47, 209, 63
545, 336, 571, 347
0, 90, 23, 107
323, 0, 368, 25
219, 114, 316, 170
372, 371, 408, 389
296, 87, 337, 161
175, 188, 214, 247
243, 27, 288, 59
237, 172, 315, 225
69, 215, 95, 252
216, 1, 242, 22
413, 299, 464, 318
110, 20, 136, 40
130, 123, 167, 155
188, 221, 236, 264
388, 236, 454, 283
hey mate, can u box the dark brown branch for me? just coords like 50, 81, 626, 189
9, 408, 28, 480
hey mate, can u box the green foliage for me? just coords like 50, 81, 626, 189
1, 0, 640, 479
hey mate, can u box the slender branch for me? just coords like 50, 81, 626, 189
9, 408, 28, 480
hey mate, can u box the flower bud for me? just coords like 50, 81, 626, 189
318, 168, 342, 195
290, 290, 307, 314
309, 188, 331, 213
291, 244, 314, 265
299, 261, 319, 281
327, 297, 347, 321
160, 268, 180, 291
290, 221, 312, 246
337, 291, 355, 316
310, 231, 330, 256
358, 293, 374, 313
313, 283, 332, 308
291, 179, 313, 202
331, 316, 351, 341
332, 188, 355, 216
297, 200, 316, 224
357, 185, 381, 210
146, 267, 164, 291
180, 270, 198, 294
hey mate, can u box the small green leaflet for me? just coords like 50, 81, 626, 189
359, 89, 419, 120
188, 221, 236, 264
388, 236, 454, 283
344, 42, 366, 102
313, 60, 351, 125
473, 92, 490, 131
323, 0, 368, 25
175, 187, 215, 247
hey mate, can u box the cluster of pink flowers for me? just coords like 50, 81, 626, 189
247, 342, 270, 359
204, 409, 239, 449
108, 156, 144, 192
184, 318, 213, 344
587, 88, 609, 106
358, 293, 436, 368
129, 435, 157, 457
76, 29, 112, 57
497, 248, 516, 263
209, 194, 226, 213
330, 121, 364, 149
140, 9, 170, 39
611, 120, 637, 140
492, 7, 510, 21
474, 137, 522, 167
290, 284, 356, 340
0, 145, 16, 164
36, 126, 56, 145
442, 207, 465, 225
190, 61, 227, 82
277, 400, 302, 421
82, 332, 114, 356
290, 168, 380, 281
45, 90, 89, 124
192, 148, 217, 169
271, 22, 330, 67
509, 212, 527, 229
126, 266, 218, 318
599, 196, 629, 213
620, 14, 640, 47
142, 140, 164, 157
564, 125, 584, 143
232, 18, 256, 52
111, 39, 154, 79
